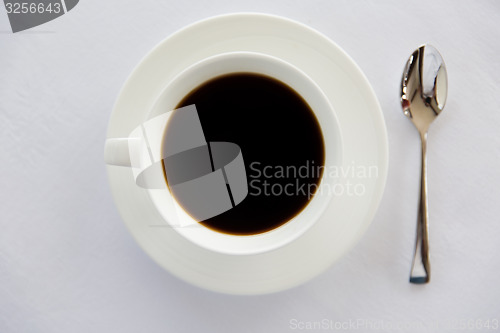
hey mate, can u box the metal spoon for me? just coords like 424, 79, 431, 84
400, 44, 448, 284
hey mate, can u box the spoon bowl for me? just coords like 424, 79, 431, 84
401, 45, 447, 133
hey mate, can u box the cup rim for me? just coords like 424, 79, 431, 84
146, 51, 343, 255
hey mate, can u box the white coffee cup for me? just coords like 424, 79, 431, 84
104, 52, 342, 255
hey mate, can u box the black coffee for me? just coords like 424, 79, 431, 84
167, 73, 324, 235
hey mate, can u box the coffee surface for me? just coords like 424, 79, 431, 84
170, 73, 325, 235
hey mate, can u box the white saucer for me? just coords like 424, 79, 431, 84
106, 13, 388, 295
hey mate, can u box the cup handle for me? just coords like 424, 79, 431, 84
104, 138, 132, 167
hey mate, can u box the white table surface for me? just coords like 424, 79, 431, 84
1, 1, 499, 332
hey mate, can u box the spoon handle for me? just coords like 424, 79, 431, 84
410, 133, 431, 283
